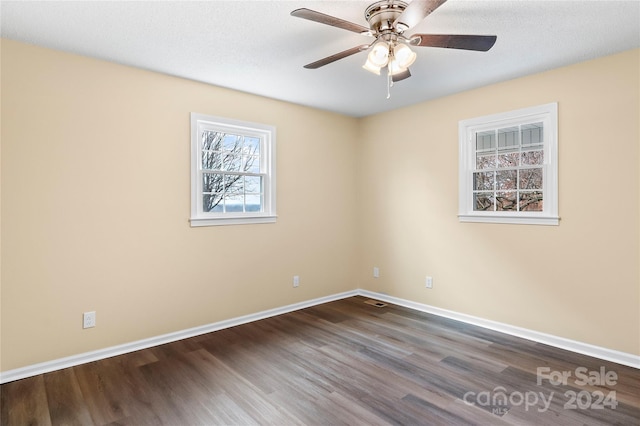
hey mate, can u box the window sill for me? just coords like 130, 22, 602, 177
190, 215, 277, 227
458, 214, 559, 226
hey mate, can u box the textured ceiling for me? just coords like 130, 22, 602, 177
1, 0, 639, 117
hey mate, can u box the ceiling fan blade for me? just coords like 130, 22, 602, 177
303, 45, 370, 69
291, 8, 370, 34
392, 69, 412, 82
411, 34, 497, 51
394, 0, 448, 31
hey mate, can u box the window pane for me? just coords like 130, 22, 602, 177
243, 137, 260, 156
473, 171, 494, 191
519, 168, 543, 190
521, 150, 543, 165
203, 173, 223, 193
202, 151, 222, 170
476, 154, 495, 170
223, 134, 241, 151
203, 194, 223, 212
224, 193, 244, 212
223, 153, 242, 172
497, 152, 519, 168
476, 131, 495, 152
202, 131, 223, 151
474, 192, 494, 211
496, 192, 517, 211
520, 191, 543, 211
498, 127, 519, 151
496, 170, 517, 190
245, 194, 262, 212
522, 122, 543, 147
244, 155, 260, 174
224, 175, 244, 196
244, 175, 262, 193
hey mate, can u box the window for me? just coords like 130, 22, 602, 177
190, 113, 276, 226
458, 103, 558, 225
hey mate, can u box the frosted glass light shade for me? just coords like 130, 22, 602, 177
368, 41, 390, 67
363, 59, 382, 75
388, 59, 407, 76
393, 43, 417, 68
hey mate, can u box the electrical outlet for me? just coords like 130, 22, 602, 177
426, 276, 433, 289
83, 311, 96, 329
373, 267, 379, 278
293, 275, 300, 288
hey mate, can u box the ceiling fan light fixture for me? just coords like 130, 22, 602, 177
368, 41, 390, 67
362, 59, 382, 75
393, 43, 417, 68
388, 58, 408, 76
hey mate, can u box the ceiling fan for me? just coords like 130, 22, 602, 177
291, 0, 496, 94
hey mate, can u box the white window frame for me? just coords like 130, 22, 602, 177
458, 103, 558, 225
190, 113, 276, 227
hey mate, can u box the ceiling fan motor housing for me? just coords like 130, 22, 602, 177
365, 0, 409, 33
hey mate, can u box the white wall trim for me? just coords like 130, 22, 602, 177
359, 290, 640, 369
0, 290, 357, 384
2, 288, 637, 383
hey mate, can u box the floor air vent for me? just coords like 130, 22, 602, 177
364, 299, 387, 308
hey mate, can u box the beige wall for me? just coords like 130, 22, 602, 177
0, 39, 360, 370
1, 39, 638, 372
358, 49, 640, 355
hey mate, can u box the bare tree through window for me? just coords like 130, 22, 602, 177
201, 131, 261, 212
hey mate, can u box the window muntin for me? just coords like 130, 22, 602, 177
191, 114, 276, 226
459, 103, 558, 225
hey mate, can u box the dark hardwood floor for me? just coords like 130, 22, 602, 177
2, 296, 639, 425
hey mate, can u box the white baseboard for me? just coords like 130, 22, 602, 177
0, 290, 358, 384
359, 289, 640, 369
1, 288, 637, 383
